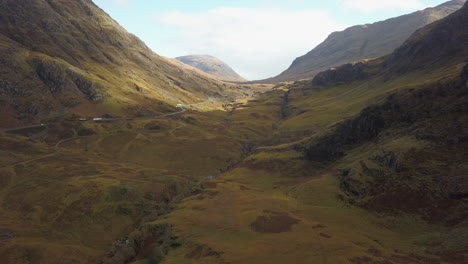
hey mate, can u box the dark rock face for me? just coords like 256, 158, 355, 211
305, 72, 467, 162
369, 152, 402, 172
32, 57, 104, 102
305, 106, 389, 161
33, 58, 78, 93
305, 69, 468, 222
310, 62, 370, 88
339, 169, 366, 197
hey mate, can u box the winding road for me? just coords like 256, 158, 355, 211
0, 80, 375, 170
0, 107, 187, 133
0, 108, 187, 169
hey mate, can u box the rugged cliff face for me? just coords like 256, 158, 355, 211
304, 67, 468, 225
305, 71, 468, 162
260, 0, 465, 83
0, 0, 248, 125
309, 60, 376, 88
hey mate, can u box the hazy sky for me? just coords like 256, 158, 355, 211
94, 0, 451, 80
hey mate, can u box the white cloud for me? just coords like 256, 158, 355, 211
155, 7, 347, 80
95, 0, 131, 7
340, 0, 427, 13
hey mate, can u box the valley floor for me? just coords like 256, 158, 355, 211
160, 167, 446, 264
1, 66, 467, 264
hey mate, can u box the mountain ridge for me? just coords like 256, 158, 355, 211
0, 0, 252, 127
258, 0, 466, 83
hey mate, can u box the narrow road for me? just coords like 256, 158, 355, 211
0, 80, 376, 170
0, 108, 188, 169
0, 108, 187, 133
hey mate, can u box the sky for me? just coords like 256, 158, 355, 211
94, 0, 450, 80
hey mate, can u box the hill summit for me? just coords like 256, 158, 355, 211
176, 55, 247, 82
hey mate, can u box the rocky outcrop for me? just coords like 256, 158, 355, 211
304, 72, 467, 162
304, 106, 389, 161
32, 57, 104, 102
339, 169, 367, 197
310, 61, 370, 88
369, 152, 402, 172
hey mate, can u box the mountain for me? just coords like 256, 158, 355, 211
260, 0, 465, 83
2, 0, 468, 264
302, 0, 468, 225
0, 0, 251, 127
308, 0, 468, 89
154, 2, 468, 261
176, 55, 247, 82
385, 0, 468, 73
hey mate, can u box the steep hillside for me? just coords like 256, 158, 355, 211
176, 55, 247, 82
303, 0, 468, 90
261, 0, 465, 83
1, 0, 468, 264
385, 0, 468, 73
0, 0, 251, 127
155, 2, 468, 264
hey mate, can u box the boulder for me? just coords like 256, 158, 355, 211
370, 152, 402, 172
338, 168, 366, 197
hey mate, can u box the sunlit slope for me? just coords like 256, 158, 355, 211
176, 55, 247, 82
157, 69, 468, 264
156, 66, 467, 263
157, 3, 468, 263
0, 0, 253, 126
0, 89, 284, 264
1, 1, 468, 264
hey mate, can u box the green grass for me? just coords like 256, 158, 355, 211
1, 59, 466, 263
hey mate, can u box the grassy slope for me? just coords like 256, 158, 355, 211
1, 64, 465, 263
0, 90, 282, 264
155, 65, 468, 264
0, 0, 263, 126
1, 2, 467, 264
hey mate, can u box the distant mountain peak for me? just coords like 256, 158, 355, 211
176, 55, 247, 82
